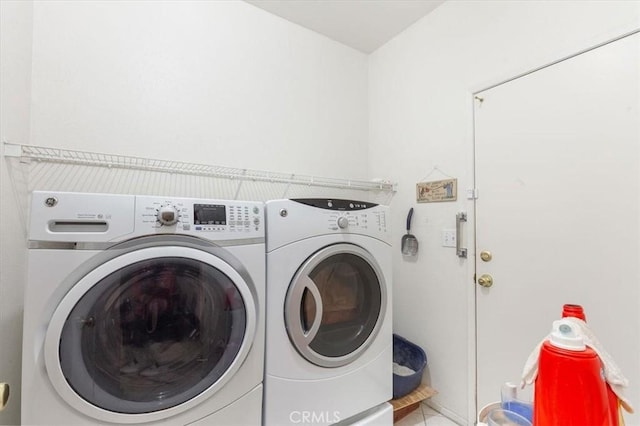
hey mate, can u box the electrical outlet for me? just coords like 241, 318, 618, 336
442, 229, 456, 247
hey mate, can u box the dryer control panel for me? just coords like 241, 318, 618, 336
289, 198, 388, 234
265, 198, 390, 250
136, 196, 264, 239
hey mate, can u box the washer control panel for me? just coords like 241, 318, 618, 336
28, 191, 264, 243
136, 196, 263, 238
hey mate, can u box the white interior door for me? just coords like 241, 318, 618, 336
474, 32, 640, 416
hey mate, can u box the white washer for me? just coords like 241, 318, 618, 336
264, 199, 392, 426
22, 191, 265, 425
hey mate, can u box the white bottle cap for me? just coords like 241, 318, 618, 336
549, 319, 586, 351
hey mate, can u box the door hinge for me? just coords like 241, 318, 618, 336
466, 188, 478, 200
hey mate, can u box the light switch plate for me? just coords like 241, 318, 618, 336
442, 229, 456, 247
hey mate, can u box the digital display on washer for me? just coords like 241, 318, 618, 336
194, 204, 226, 225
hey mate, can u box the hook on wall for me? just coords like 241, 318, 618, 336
419, 165, 455, 182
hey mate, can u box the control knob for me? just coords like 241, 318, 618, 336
157, 205, 179, 226
337, 216, 349, 229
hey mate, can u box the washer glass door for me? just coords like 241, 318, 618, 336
285, 243, 386, 368
48, 246, 255, 418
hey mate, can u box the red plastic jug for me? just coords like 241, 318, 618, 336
533, 319, 610, 425
561, 304, 620, 426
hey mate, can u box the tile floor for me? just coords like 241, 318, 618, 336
395, 403, 459, 426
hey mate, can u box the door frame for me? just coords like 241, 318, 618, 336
466, 26, 640, 423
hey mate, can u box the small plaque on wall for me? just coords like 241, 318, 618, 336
416, 178, 457, 203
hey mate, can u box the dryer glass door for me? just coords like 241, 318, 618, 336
48, 248, 255, 417
285, 244, 386, 368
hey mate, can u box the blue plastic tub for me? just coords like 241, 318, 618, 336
392, 334, 427, 399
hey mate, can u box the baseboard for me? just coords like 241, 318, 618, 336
422, 400, 467, 425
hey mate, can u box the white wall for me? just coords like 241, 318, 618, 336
30, 1, 368, 176
369, 0, 640, 422
0, 1, 33, 425
1, 2, 368, 424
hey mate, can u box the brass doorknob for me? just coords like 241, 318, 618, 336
0, 383, 9, 411
478, 274, 493, 288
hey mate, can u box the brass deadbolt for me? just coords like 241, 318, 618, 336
480, 251, 493, 262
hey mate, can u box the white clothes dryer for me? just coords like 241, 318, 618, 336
333, 403, 394, 426
263, 199, 392, 426
22, 191, 265, 425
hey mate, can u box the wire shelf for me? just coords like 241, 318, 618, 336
4, 142, 396, 193
4, 142, 397, 234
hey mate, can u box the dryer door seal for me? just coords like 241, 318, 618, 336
284, 243, 387, 368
